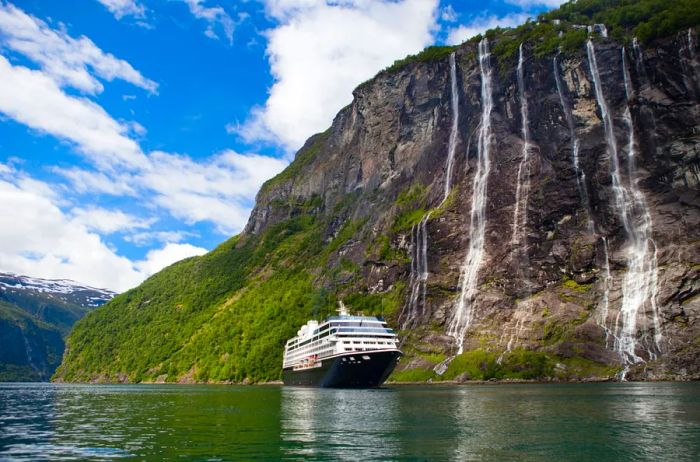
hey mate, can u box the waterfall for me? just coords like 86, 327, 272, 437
443, 52, 460, 201
401, 216, 431, 329
597, 237, 613, 348
511, 43, 532, 248
20, 329, 39, 373
689, 28, 697, 60
622, 48, 635, 101
587, 41, 662, 370
400, 52, 460, 329
553, 56, 594, 233
447, 39, 493, 354
632, 38, 649, 82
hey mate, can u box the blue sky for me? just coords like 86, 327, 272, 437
0, 0, 562, 291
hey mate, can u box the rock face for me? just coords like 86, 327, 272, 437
246, 31, 700, 380
0, 273, 114, 381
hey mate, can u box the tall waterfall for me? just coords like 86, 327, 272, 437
511, 44, 532, 249
447, 39, 493, 354
400, 52, 460, 329
553, 56, 594, 232
444, 52, 460, 201
587, 41, 662, 370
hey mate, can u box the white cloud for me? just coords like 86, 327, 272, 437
125, 230, 197, 246
0, 56, 147, 169
441, 4, 457, 22
184, 0, 235, 44
0, 177, 136, 291
53, 167, 138, 196
140, 150, 288, 234
96, 0, 146, 20
70, 207, 155, 234
0, 173, 208, 291
0, 2, 157, 94
54, 149, 288, 235
446, 13, 532, 45
239, 0, 438, 151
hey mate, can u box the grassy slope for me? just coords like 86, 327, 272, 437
57, 185, 403, 382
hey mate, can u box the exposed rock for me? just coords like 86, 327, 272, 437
245, 32, 700, 380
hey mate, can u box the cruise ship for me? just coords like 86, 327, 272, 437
282, 303, 402, 387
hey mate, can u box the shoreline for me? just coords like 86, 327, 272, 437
40, 375, 700, 386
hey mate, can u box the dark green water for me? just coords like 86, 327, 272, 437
1, 382, 699, 461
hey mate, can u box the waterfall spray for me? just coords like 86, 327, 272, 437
444, 52, 460, 201
447, 39, 493, 354
400, 52, 460, 328
598, 237, 613, 348
511, 43, 533, 248
587, 41, 663, 374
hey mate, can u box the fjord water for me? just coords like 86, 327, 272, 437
2, 383, 699, 461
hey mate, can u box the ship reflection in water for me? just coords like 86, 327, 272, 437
280, 387, 400, 460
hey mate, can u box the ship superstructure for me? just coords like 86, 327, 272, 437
282, 303, 402, 387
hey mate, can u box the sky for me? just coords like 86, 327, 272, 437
0, 0, 564, 292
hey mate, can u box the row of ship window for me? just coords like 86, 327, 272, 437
287, 336, 395, 352
287, 334, 394, 351
287, 328, 392, 348
286, 339, 396, 363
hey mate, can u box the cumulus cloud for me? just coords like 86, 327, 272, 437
125, 230, 197, 246
53, 167, 138, 196
238, 0, 438, 151
0, 56, 147, 169
0, 2, 157, 94
55, 150, 288, 235
139, 150, 288, 234
183, 0, 236, 44
96, 0, 146, 20
446, 13, 532, 45
0, 52, 287, 233
70, 207, 155, 234
0, 175, 189, 291
0, 2, 293, 288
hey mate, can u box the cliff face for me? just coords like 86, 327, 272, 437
56, 19, 700, 383
246, 31, 700, 380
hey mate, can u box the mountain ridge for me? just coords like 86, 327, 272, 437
56, 0, 700, 383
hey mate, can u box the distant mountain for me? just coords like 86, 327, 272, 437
0, 272, 115, 381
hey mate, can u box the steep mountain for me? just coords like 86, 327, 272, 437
0, 272, 114, 381
57, 0, 700, 383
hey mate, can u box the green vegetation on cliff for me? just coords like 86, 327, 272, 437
56, 139, 404, 383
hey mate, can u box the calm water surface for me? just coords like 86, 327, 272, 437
1, 382, 699, 461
